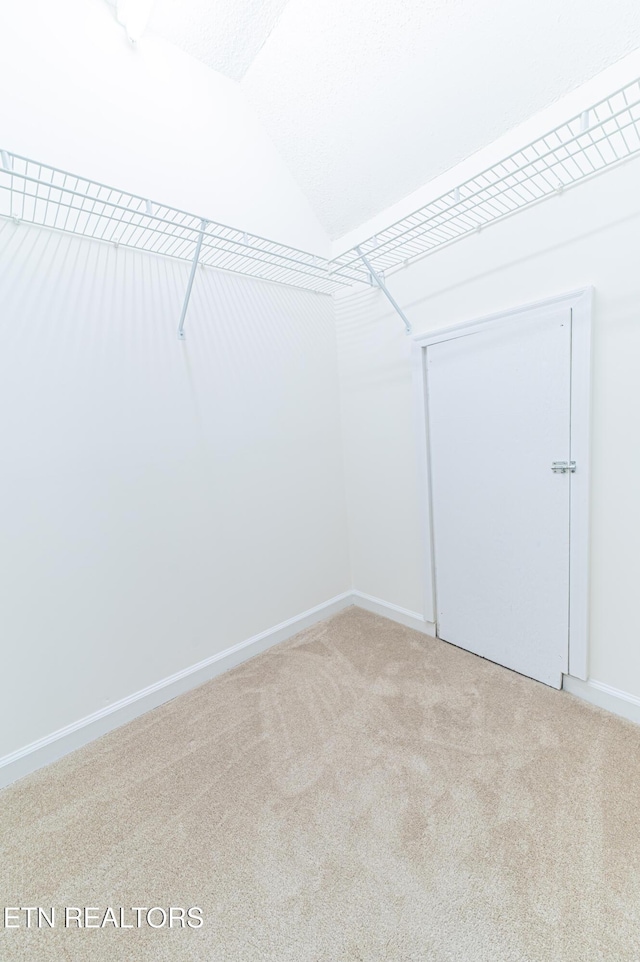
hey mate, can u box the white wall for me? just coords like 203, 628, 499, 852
336, 150, 640, 700
0, 222, 350, 759
0, 0, 328, 255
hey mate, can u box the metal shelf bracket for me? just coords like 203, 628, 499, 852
177, 218, 207, 341
356, 246, 412, 334
2, 76, 640, 341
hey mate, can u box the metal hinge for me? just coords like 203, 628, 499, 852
551, 461, 576, 474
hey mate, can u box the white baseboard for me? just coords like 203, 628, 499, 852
352, 590, 436, 635
0, 589, 436, 790
0, 591, 353, 791
563, 675, 640, 726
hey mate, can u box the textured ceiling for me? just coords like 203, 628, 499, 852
151, 0, 291, 80
107, 0, 640, 239
110, 0, 291, 81
241, 0, 640, 238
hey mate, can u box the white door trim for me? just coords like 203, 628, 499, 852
411, 288, 593, 681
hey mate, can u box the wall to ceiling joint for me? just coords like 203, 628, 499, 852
240, 0, 640, 238
0, 0, 329, 254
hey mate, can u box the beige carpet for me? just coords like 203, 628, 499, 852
2, 607, 640, 961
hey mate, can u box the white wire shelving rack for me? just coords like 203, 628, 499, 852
2, 76, 640, 335
331, 76, 640, 321
0, 150, 354, 296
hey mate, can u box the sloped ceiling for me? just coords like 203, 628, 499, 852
118, 0, 640, 239
148, 0, 290, 81
241, 0, 640, 238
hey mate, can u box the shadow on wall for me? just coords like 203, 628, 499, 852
0, 219, 349, 760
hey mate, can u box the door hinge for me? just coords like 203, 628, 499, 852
551, 461, 576, 474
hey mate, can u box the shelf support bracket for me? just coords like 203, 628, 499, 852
356, 246, 412, 334
178, 218, 207, 340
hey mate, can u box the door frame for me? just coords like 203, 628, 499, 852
411, 288, 593, 680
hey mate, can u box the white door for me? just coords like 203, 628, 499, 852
427, 306, 572, 688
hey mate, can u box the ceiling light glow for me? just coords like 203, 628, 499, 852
116, 0, 156, 43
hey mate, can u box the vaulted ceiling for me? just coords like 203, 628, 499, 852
126, 0, 640, 239
147, 0, 290, 81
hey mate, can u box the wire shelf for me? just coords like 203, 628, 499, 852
331, 77, 640, 283
2, 77, 640, 298
0, 151, 352, 295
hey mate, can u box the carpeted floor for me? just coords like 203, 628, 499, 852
2, 607, 640, 961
